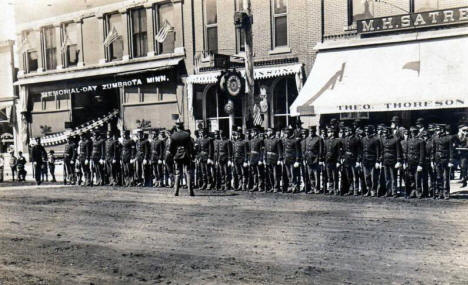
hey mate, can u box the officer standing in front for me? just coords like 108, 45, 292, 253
31, 138, 47, 185
169, 122, 194, 196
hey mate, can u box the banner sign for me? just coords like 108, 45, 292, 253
357, 6, 468, 34
35, 71, 172, 99
335, 98, 466, 112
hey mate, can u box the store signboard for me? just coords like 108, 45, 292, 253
357, 6, 468, 34
33, 71, 173, 99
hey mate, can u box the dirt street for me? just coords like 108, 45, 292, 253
0, 185, 467, 284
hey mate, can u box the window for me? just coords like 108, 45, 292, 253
63, 23, 79, 67
235, 0, 245, 53
105, 13, 124, 61
25, 50, 38, 73
340, 112, 369, 120
347, 0, 374, 26
154, 3, 175, 54
272, 78, 297, 129
130, 8, 148, 58
414, 0, 438, 12
204, 0, 218, 53
43, 26, 57, 70
124, 84, 176, 104
272, 0, 288, 48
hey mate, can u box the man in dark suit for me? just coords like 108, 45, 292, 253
170, 122, 194, 196
31, 138, 47, 185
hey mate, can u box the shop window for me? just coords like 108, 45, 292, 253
41, 96, 55, 111
25, 50, 38, 73
204, 0, 218, 54
272, 77, 297, 129
63, 23, 80, 67
125, 87, 141, 104
56, 94, 69, 109
347, 0, 374, 26
235, 0, 245, 54
154, 3, 175, 55
272, 0, 288, 48
105, 13, 124, 61
130, 8, 148, 58
43, 26, 57, 70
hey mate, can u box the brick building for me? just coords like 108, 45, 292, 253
292, 0, 468, 127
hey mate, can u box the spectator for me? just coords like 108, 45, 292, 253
9, 151, 17, 182
48, 150, 56, 182
17, 151, 26, 182
0, 154, 4, 182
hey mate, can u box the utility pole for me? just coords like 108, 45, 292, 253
243, 0, 254, 130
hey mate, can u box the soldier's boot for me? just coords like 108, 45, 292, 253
174, 175, 180, 196
187, 174, 194, 196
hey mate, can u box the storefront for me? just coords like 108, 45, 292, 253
291, 7, 468, 128
187, 60, 304, 136
16, 57, 185, 150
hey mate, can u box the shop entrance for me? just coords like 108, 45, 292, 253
72, 88, 120, 127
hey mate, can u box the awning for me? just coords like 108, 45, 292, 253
15, 56, 183, 86
187, 63, 303, 84
290, 35, 468, 116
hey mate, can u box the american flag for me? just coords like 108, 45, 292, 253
253, 104, 263, 126
103, 26, 119, 47
155, 20, 174, 43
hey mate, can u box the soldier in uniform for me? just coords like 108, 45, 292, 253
121, 130, 136, 187
323, 125, 343, 195
433, 124, 454, 199
303, 126, 323, 194
421, 129, 435, 197
104, 131, 118, 186
63, 136, 77, 185
232, 129, 249, 191
197, 128, 214, 190
133, 130, 150, 187
31, 138, 47, 185
342, 126, 362, 196
458, 125, 468, 188
77, 133, 92, 186
282, 127, 301, 193
380, 126, 402, 197
150, 129, 165, 187
90, 132, 105, 186
213, 130, 232, 190
298, 128, 309, 192
169, 122, 194, 196
361, 125, 381, 197
405, 126, 426, 198
163, 129, 175, 188
264, 127, 283, 192
248, 127, 265, 192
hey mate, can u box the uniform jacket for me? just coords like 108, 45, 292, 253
282, 136, 300, 163
197, 137, 214, 160
78, 139, 92, 160
433, 134, 454, 163
134, 139, 151, 161
214, 139, 232, 163
342, 135, 361, 165
249, 137, 264, 164
150, 139, 165, 162
31, 144, 47, 163
380, 135, 402, 166
406, 137, 425, 166
361, 135, 381, 165
121, 138, 136, 162
104, 139, 118, 161
91, 138, 105, 160
323, 136, 343, 163
170, 130, 194, 162
232, 139, 249, 163
264, 137, 283, 165
64, 142, 77, 161
303, 136, 323, 165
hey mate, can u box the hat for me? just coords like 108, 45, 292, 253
416, 117, 425, 125
365, 125, 375, 131
410, 126, 418, 132
391, 116, 400, 123
308, 126, 317, 131
176, 121, 184, 127
267, 127, 274, 132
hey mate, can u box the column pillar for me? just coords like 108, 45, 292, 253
96, 13, 106, 64
54, 24, 63, 69
16, 33, 25, 76
34, 27, 44, 72
119, 9, 130, 61
144, 3, 155, 57
186, 81, 196, 132
18, 86, 29, 156
74, 18, 85, 67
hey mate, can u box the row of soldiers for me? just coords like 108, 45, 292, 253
58, 116, 466, 199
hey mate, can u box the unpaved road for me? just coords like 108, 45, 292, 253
0, 185, 467, 284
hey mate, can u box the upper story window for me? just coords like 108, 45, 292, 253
105, 13, 124, 61
42, 26, 57, 70
130, 8, 148, 58
347, 0, 374, 26
272, 0, 288, 48
21, 31, 38, 73
154, 3, 175, 54
235, 0, 245, 54
62, 22, 79, 67
204, 0, 218, 54
414, 0, 438, 12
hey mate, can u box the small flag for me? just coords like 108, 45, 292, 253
104, 26, 119, 47
253, 104, 263, 126
402, 61, 420, 75
155, 20, 174, 43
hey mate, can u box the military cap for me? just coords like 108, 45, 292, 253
409, 126, 418, 132
377, 123, 386, 129
416, 117, 425, 125
308, 125, 317, 131
176, 121, 184, 127
266, 127, 275, 132
301, 128, 309, 133
391, 116, 400, 123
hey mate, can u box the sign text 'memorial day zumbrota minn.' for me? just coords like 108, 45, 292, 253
358, 6, 468, 34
